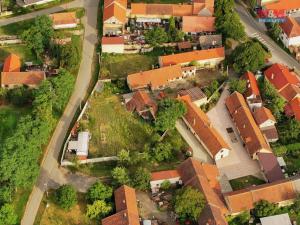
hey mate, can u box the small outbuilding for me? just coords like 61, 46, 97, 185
260, 213, 292, 225
67, 131, 90, 160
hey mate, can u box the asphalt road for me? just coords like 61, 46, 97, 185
235, 1, 300, 72
13, 0, 100, 224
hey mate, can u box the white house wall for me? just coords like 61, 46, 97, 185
102, 44, 124, 53
53, 23, 77, 30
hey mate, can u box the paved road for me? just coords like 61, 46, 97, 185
235, 1, 300, 72
20, 0, 99, 224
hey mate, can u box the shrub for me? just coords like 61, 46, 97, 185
160, 180, 171, 190
55, 185, 77, 210
86, 181, 113, 203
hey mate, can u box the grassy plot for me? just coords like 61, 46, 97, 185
80, 93, 154, 157
0, 19, 34, 36
12, 188, 32, 221
229, 176, 265, 191
0, 44, 39, 64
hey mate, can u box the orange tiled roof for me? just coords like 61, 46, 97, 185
264, 0, 300, 11
224, 178, 297, 213
127, 64, 183, 90
49, 12, 77, 26
102, 185, 139, 225
242, 71, 260, 97
151, 170, 180, 181
1, 71, 45, 87
280, 17, 300, 38
264, 63, 300, 91
103, 2, 127, 23
159, 47, 225, 66
289, 97, 300, 121
253, 107, 276, 125
104, 0, 127, 8
179, 95, 230, 158
279, 83, 300, 102
225, 92, 271, 156
102, 36, 124, 45
182, 16, 215, 33
3, 54, 21, 72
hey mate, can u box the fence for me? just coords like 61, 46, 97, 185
61, 156, 118, 166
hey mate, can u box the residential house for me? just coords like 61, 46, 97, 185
264, 63, 300, 121
242, 71, 262, 110
253, 107, 279, 142
159, 47, 225, 68
181, 16, 215, 34
103, 0, 127, 35
225, 92, 272, 159
126, 90, 157, 120
49, 12, 78, 30
1, 54, 45, 88
101, 185, 139, 225
127, 64, 196, 91
257, 152, 284, 182
224, 177, 300, 214
178, 86, 208, 107
279, 17, 300, 48
150, 170, 181, 193
67, 131, 90, 160
179, 95, 231, 161
260, 213, 292, 225
17, 0, 55, 7
262, 0, 300, 16
102, 36, 125, 53
199, 34, 222, 49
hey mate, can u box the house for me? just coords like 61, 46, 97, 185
260, 213, 292, 225
179, 95, 231, 161
264, 63, 300, 121
102, 36, 125, 53
150, 170, 181, 193
181, 16, 215, 34
253, 107, 279, 142
225, 92, 272, 159
49, 12, 78, 29
3, 54, 21, 72
279, 17, 300, 48
178, 87, 207, 107
158, 47, 225, 68
127, 64, 196, 91
224, 177, 299, 214
101, 185, 139, 225
242, 71, 262, 110
126, 90, 157, 120
17, 0, 55, 7
103, 0, 127, 35
262, 0, 300, 16
257, 152, 284, 182
67, 132, 90, 160
199, 34, 222, 49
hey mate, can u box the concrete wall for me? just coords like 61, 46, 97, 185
280, 32, 300, 48
150, 177, 181, 193
102, 44, 124, 53
53, 23, 77, 30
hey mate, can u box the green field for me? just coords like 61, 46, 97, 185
229, 176, 265, 191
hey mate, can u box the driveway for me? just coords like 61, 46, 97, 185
20, 0, 99, 224
206, 88, 263, 180
176, 119, 213, 163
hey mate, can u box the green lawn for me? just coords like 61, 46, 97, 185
229, 176, 265, 191
72, 161, 117, 178
80, 93, 154, 157
0, 44, 39, 64
0, 19, 34, 36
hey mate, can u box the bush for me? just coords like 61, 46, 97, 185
55, 185, 77, 210
86, 200, 112, 219
132, 167, 151, 191
86, 181, 113, 203
6, 86, 33, 106
253, 200, 278, 218
160, 180, 171, 190
0, 187, 12, 205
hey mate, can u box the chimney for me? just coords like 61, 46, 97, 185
243, 124, 246, 129
271, 73, 274, 79
193, 118, 196, 126
123, 200, 126, 204
123, 212, 127, 218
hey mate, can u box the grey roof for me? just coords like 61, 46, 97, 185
260, 213, 292, 225
178, 87, 207, 102
199, 34, 222, 49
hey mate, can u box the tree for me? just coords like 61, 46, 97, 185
155, 98, 186, 132
153, 142, 173, 162
160, 180, 171, 190
132, 167, 151, 191
0, 204, 17, 225
59, 38, 81, 71
268, 22, 281, 41
86, 181, 113, 203
253, 200, 278, 218
6, 86, 33, 106
231, 41, 266, 73
228, 78, 247, 94
0, 186, 12, 204
173, 187, 206, 221
204, 80, 219, 97
278, 119, 300, 144
229, 211, 250, 225
168, 17, 184, 42
34, 15, 54, 48
117, 149, 131, 166
86, 200, 112, 219
111, 167, 131, 186
55, 185, 77, 210
145, 27, 168, 47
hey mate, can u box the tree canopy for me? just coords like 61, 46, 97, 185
111, 167, 131, 186
153, 142, 173, 162
228, 78, 247, 94
86, 200, 112, 219
253, 200, 278, 218
86, 181, 113, 203
55, 185, 77, 210
145, 27, 168, 47
0, 204, 17, 225
132, 167, 151, 191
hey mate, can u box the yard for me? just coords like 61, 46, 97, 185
0, 44, 39, 64
0, 19, 34, 36
229, 176, 265, 191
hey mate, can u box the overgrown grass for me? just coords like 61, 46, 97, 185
0, 19, 34, 36
0, 44, 39, 64
12, 188, 32, 222
229, 176, 265, 191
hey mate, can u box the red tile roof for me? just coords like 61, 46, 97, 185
159, 47, 225, 67
3, 54, 21, 72
288, 97, 300, 121
225, 92, 271, 156
179, 95, 230, 158
102, 185, 139, 225
242, 71, 260, 98
49, 12, 77, 26
151, 170, 180, 181
1, 71, 45, 87
104, 0, 127, 8
264, 0, 300, 11
257, 152, 284, 182
127, 64, 183, 90
103, 1, 127, 23
102, 36, 124, 45
253, 107, 276, 126
224, 178, 297, 213
279, 83, 300, 102
280, 17, 300, 38
264, 63, 300, 91
182, 16, 215, 33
